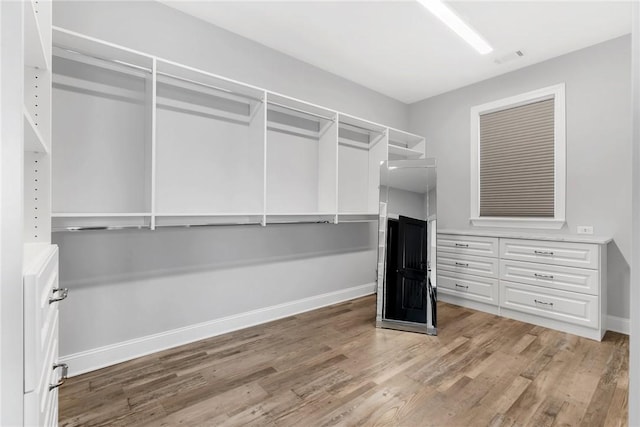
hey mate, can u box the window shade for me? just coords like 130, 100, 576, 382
479, 98, 555, 218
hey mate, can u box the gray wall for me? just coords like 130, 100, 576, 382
409, 36, 632, 319
629, 3, 639, 425
54, 224, 375, 354
53, 1, 406, 357
387, 188, 428, 221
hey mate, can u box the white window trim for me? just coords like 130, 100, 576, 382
469, 83, 566, 229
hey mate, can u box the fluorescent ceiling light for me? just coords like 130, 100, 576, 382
417, 0, 493, 55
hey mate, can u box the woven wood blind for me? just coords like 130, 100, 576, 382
479, 98, 555, 217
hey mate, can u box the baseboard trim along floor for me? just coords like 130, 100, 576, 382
607, 315, 631, 335
60, 282, 376, 377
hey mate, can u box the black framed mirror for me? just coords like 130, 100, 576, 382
376, 159, 437, 335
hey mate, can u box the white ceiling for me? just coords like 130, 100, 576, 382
161, 1, 633, 104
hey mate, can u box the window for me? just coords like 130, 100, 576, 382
470, 84, 566, 229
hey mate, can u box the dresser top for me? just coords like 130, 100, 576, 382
438, 229, 612, 245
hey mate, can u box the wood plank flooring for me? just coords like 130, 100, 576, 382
59, 296, 628, 426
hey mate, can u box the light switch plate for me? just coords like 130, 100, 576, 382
577, 225, 594, 235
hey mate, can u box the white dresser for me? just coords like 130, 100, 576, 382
437, 230, 610, 341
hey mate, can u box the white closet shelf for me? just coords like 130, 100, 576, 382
267, 93, 335, 121
24, 108, 48, 153
155, 213, 264, 227
54, 27, 153, 70
266, 213, 336, 224
156, 96, 251, 125
51, 213, 151, 217
388, 128, 424, 144
157, 59, 265, 102
155, 212, 263, 217
53, 73, 145, 103
388, 144, 424, 159
338, 138, 369, 150
24, 1, 49, 70
337, 212, 379, 223
267, 121, 320, 139
338, 211, 379, 216
339, 113, 386, 134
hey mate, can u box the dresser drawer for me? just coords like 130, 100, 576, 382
438, 234, 499, 258
438, 272, 498, 306
500, 260, 599, 296
500, 280, 598, 329
500, 239, 599, 269
437, 253, 499, 278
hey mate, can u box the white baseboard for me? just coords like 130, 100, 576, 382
607, 315, 630, 335
61, 282, 376, 377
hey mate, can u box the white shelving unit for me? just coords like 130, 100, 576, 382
20, 2, 63, 426
155, 60, 266, 227
51, 31, 153, 231
388, 128, 426, 160
337, 114, 388, 221
24, 0, 52, 249
23, 0, 50, 71
50, 27, 427, 231
266, 93, 337, 221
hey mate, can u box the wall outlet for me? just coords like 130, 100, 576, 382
577, 226, 594, 235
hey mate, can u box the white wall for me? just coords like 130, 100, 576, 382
409, 36, 632, 320
52, 1, 407, 373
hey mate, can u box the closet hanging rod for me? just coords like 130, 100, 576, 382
53, 46, 152, 74
156, 222, 263, 228
269, 221, 333, 225
157, 71, 264, 102
61, 225, 151, 232
268, 101, 335, 121
340, 121, 385, 135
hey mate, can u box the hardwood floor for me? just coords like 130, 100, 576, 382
59, 295, 629, 426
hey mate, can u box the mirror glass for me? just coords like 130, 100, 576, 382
376, 159, 437, 335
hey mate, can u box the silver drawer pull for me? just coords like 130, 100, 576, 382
534, 299, 554, 307
455, 243, 469, 248
455, 283, 469, 289
455, 262, 469, 267
49, 288, 69, 304
534, 250, 554, 256
49, 363, 68, 391
534, 273, 554, 280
